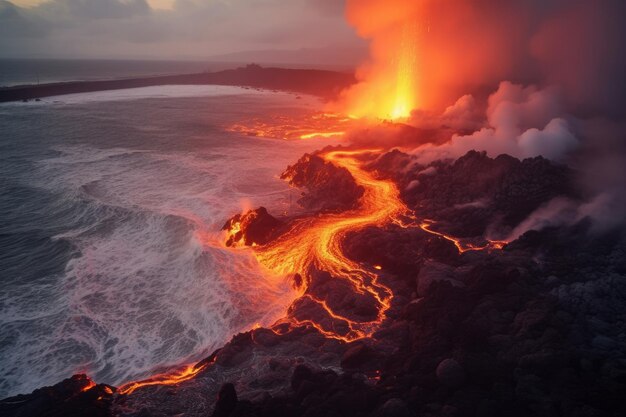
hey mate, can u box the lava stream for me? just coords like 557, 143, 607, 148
117, 357, 216, 395
418, 220, 508, 252
254, 149, 409, 341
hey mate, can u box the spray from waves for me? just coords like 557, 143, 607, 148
0, 137, 324, 397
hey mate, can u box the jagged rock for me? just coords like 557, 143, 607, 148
222, 206, 283, 247
281, 153, 364, 212
416, 261, 465, 295
373, 150, 578, 237
0, 374, 113, 417
340, 343, 375, 370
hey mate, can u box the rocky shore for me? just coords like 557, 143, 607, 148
2, 148, 624, 417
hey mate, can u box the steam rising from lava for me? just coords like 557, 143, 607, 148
339, 0, 626, 119
338, 0, 626, 232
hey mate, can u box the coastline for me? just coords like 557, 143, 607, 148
0, 64, 355, 103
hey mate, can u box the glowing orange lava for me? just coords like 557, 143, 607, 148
115, 147, 506, 395
80, 378, 97, 392
117, 360, 214, 395
226, 112, 355, 140
418, 220, 508, 253
250, 149, 409, 341
337, 20, 419, 121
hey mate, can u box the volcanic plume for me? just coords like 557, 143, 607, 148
2, 2, 626, 417
338, 0, 626, 233
339, 0, 626, 119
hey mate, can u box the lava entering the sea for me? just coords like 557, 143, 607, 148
117, 355, 217, 396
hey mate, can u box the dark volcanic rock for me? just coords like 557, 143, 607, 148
281, 153, 364, 212
436, 359, 466, 388
341, 343, 376, 370
212, 383, 238, 417
291, 365, 315, 391
222, 206, 284, 247
371, 150, 578, 237
0, 64, 356, 103
0, 374, 114, 417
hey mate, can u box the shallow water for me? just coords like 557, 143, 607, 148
0, 86, 336, 398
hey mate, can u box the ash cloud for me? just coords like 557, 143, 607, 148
344, 0, 626, 234
347, 0, 626, 118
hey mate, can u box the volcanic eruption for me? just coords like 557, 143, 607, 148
2, 1, 625, 417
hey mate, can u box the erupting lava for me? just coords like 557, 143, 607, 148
389, 24, 418, 120
337, 0, 420, 120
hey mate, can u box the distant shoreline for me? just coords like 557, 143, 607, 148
0, 64, 355, 103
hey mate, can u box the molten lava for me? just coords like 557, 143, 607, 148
116, 146, 507, 395
251, 149, 408, 341
337, 0, 420, 121
389, 24, 418, 120
117, 360, 214, 395
418, 220, 508, 253
79, 377, 97, 392
226, 112, 355, 140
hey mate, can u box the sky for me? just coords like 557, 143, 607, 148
0, 0, 365, 62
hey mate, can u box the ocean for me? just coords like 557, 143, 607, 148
0, 85, 336, 398
0, 59, 239, 87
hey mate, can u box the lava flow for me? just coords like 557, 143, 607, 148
115, 147, 506, 395
226, 112, 355, 140
117, 358, 215, 395
112, 149, 407, 395
251, 149, 408, 341
419, 220, 508, 253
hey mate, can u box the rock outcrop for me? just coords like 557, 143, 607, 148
281, 153, 364, 212
222, 206, 284, 247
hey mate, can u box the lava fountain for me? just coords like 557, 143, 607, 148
335, 1, 420, 120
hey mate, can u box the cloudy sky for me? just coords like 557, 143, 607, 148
0, 0, 364, 62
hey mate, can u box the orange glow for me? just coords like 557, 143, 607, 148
80, 378, 96, 392
418, 220, 508, 253
119, 144, 508, 395
117, 360, 213, 395
335, 1, 420, 120
299, 131, 345, 140
226, 112, 355, 140
248, 149, 409, 342
390, 24, 418, 120
337, 0, 542, 114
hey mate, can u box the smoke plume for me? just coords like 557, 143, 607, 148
341, 0, 626, 233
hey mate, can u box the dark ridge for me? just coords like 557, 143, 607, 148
281, 153, 365, 213
0, 64, 356, 103
371, 150, 579, 237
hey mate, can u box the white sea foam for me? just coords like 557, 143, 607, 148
3, 84, 297, 106
0, 92, 338, 396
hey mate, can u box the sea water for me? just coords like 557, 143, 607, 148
0, 85, 335, 397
